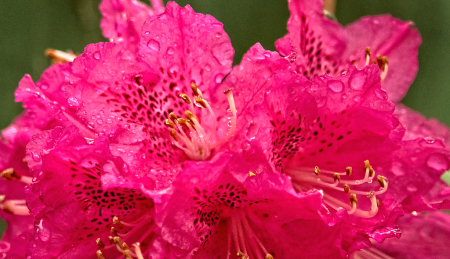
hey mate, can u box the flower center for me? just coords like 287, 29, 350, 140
96, 214, 155, 259
365, 47, 389, 80
226, 209, 274, 259
286, 160, 388, 218
165, 83, 237, 161
0, 168, 31, 215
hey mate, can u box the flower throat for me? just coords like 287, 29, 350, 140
164, 83, 237, 160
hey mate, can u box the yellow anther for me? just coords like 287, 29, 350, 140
314, 166, 320, 176
190, 83, 200, 96
176, 118, 188, 125
365, 47, 371, 58
249, 171, 256, 177
266, 254, 274, 259
346, 167, 352, 176
376, 55, 389, 71
108, 236, 114, 244
170, 129, 179, 141
122, 242, 130, 250
377, 175, 386, 188
333, 173, 341, 183
169, 112, 178, 121
376, 199, 380, 207
111, 227, 118, 236
165, 119, 175, 128
113, 237, 123, 249
179, 93, 192, 104
96, 250, 106, 259
45, 48, 76, 64
364, 160, 370, 170
113, 216, 120, 224
96, 238, 105, 249
350, 193, 358, 205
343, 183, 350, 193
185, 110, 198, 122
237, 252, 248, 259
1, 168, 21, 180
368, 166, 375, 178
194, 96, 208, 108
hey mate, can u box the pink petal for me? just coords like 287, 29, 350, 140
275, 0, 347, 78
139, 2, 234, 94
100, 0, 164, 53
344, 15, 421, 103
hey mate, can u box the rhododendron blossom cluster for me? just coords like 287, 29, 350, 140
1, 0, 450, 258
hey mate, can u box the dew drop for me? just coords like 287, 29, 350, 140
167, 47, 174, 55
246, 122, 259, 140
316, 97, 327, 107
67, 96, 80, 107
106, 119, 112, 124
40, 84, 48, 90
391, 161, 406, 176
375, 89, 388, 100
227, 121, 232, 127
205, 64, 211, 72
327, 80, 344, 93
426, 153, 450, 171
215, 32, 222, 38
215, 74, 224, 84
31, 152, 41, 162
241, 141, 251, 151
407, 184, 417, 192
93, 51, 101, 60
147, 39, 160, 51
97, 119, 103, 125
349, 70, 366, 90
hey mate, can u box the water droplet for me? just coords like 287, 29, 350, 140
391, 161, 406, 176
205, 64, 211, 72
215, 32, 222, 38
67, 96, 80, 107
93, 51, 101, 60
31, 152, 41, 162
241, 141, 251, 151
426, 153, 450, 171
147, 39, 160, 51
375, 89, 388, 100
353, 95, 361, 102
167, 47, 174, 55
144, 31, 150, 35
316, 97, 327, 107
349, 70, 366, 90
407, 184, 418, 192
97, 119, 103, 125
227, 121, 232, 127
355, 180, 360, 184
106, 119, 112, 124
215, 74, 224, 84
40, 84, 48, 90
246, 122, 259, 140
327, 80, 344, 93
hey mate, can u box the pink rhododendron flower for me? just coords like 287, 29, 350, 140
156, 148, 345, 258
276, 0, 421, 103
0, 0, 449, 258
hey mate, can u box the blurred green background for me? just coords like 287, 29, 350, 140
0, 0, 449, 235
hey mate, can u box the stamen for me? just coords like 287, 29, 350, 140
96, 250, 106, 259
314, 166, 320, 176
45, 48, 76, 64
133, 243, 144, 259
0, 196, 29, 215
164, 119, 175, 128
168, 85, 238, 161
287, 160, 388, 218
179, 94, 192, 104
1, 168, 33, 184
365, 47, 371, 66
96, 238, 105, 249
377, 55, 389, 80
346, 167, 352, 176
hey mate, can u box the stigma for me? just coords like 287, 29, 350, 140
287, 160, 388, 218
165, 83, 237, 161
